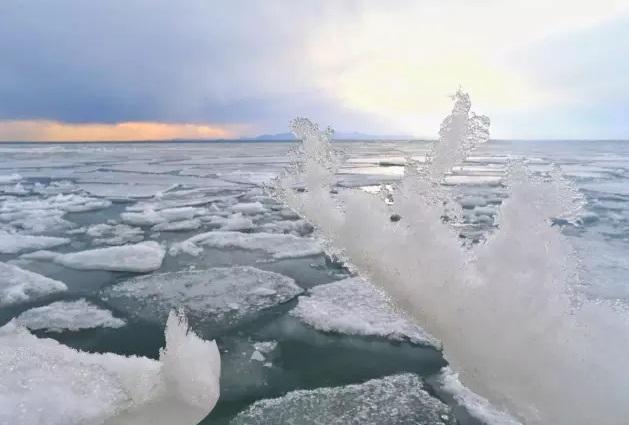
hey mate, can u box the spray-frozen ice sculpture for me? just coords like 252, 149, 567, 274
274, 90, 629, 425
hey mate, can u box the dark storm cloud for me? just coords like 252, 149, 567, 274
0, 0, 367, 130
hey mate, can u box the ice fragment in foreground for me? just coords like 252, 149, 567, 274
230, 373, 454, 425
0, 311, 220, 425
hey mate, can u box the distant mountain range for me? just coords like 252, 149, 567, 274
251, 132, 413, 141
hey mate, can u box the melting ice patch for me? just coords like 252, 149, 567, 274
230, 373, 455, 425
291, 277, 438, 347
0, 231, 70, 254
0, 311, 220, 425
0, 262, 67, 306
169, 231, 322, 259
101, 266, 303, 328
41, 241, 165, 273
16, 299, 126, 332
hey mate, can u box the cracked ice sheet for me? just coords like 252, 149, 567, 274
230, 373, 455, 425
73, 170, 243, 190
291, 277, 439, 347
78, 183, 177, 199
101, 266, 303, 328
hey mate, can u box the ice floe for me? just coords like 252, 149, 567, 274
0, 209, 74, 234
16, 299, 126, 332
0, 262, 67, 306
48, 241, 165, 273
0, 311, 220, 425
230, 373, 454, 425
229, 202, 267, 215
87, 223, 145, 246
220, 213, 255, 231
0, 231, 70, 254
101, 266, 303, 328
152, 219, 202, 232
121, 207, 204, 227
169, 231, 322, 259
253, 340, 278, 354
291, 277, 438, 347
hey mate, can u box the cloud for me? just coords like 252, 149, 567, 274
0, 0, 628, 139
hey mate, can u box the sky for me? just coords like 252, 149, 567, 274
0, 0, 628, 141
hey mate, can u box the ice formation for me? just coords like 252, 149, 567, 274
274, 90, 629, 425
0, 231, 70, 254
0, 262, 68, 306
230, 374, 454, 425
87, 223, 145, 246
16, 299, 126, 332
50, 241, 165, 272
291, 277, 438, 347
229, 202, 267, 215
169, 230, 322, 259
152, 219, 202, 232
120, 207, 204, 227
101, 266, 303, 327
0, 310, 220, 425
220, 213, 255, 231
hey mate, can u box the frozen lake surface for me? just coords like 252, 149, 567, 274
1, 139, 629, 424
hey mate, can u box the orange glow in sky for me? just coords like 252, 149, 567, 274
0, 120, 239, 142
